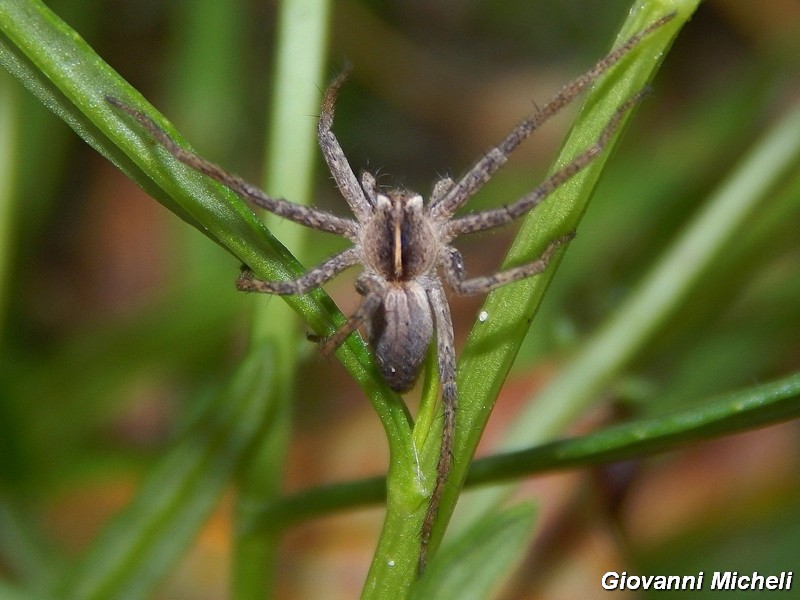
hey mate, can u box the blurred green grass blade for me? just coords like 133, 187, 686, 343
410, 503, 536, 600
57, 345, 279, 600
232, 0, 333, 598
0, 581, 52, 600
0, 70, 18, 341
0, 496, 61, 596
641, 163, 800, 410
163, 0, 248, 152
467, 370, 800, 484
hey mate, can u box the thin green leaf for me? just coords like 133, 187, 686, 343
0, 70, 18, 341
253, 369, 800, 527
467, 370, 800, 485
410, 504, 537, 600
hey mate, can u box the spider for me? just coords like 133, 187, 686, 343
107, 12, 672, 573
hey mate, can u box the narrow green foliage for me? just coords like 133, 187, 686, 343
468, 370, 800, 484
251, 368, 800, 526
410, 504, 537, 600
0, 71, 18, 340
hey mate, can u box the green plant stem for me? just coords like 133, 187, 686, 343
409, 503, 537, 600
252, 368, 800, 527
470, 370, 800, 482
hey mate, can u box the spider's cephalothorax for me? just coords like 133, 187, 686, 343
107, 11, 673, 574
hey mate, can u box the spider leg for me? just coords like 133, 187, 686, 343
430, 176, 455, 205
443, 234, 574, 296
105, 97, 358, 240
236, 247, 361, 295
318, 67, 375, 223
419, 278, 457, 573
360, 170, 379, 204
316, 274, 385, 355
430, 13, 673, 221
445, 88, 646, 238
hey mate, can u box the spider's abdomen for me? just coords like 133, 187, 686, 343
363, 191, 438, 282
370, 283, 433, 392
